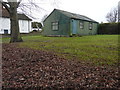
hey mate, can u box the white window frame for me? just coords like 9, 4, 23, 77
52, 22, 58, 30
89, 22, 93, 30
80, 21, 84, 29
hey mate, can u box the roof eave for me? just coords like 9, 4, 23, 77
71, 17, 99, 23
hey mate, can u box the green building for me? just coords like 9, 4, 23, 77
42, 9, 98, 36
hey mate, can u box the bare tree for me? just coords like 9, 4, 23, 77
0, 0, 58, 43
0, 0, 23, 43
106, 7, 118, 23
41, 14, 48, 25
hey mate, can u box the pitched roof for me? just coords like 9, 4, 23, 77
55, 9, 98, 23
1, 8, 32, 21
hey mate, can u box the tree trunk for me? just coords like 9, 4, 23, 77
9, 6, 23, 43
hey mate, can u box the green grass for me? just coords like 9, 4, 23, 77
1, 37, 10, 43
2, 35, 119, 66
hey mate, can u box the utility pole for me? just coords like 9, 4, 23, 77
0, 3, 2, 89
118, 1, 120, 22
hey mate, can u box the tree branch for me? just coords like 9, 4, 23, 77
17, 0, 22, 8
106, 7, 118, 23
1, 1, 10, 13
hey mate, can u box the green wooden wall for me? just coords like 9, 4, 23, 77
42, 10, 98, 36
70, 19, 98, 36
43, 10, 71, 36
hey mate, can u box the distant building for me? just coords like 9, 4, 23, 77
32, 22, 42, 31
0, 8, 32, 34
42, 9, 98, 36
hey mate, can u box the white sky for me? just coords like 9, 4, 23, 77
28, 0, 120, 23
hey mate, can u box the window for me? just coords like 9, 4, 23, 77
22, 20, 25, 31
80, 21, 84, 29
89, 22, 93, 30
52, 22, 58, 30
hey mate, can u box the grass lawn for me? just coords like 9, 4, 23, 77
2, 35, 119, 66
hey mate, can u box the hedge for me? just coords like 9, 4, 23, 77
98, 23, 119, 34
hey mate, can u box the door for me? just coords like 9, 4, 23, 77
72, 19, 77, 34
4, 29, 8, 34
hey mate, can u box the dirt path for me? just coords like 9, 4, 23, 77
2, 43, 119, 89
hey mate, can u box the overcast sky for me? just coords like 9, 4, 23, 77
27, 0, 119, 23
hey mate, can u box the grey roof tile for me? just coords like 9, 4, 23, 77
1, 8, 32, 21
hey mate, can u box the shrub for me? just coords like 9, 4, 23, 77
98, 23, 119, 34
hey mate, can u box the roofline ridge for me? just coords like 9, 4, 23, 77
55, 9, 98, 23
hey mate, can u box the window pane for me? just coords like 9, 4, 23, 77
80, 21, 84, 29
89, 23, 92, 30
52, 22, 58, 30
